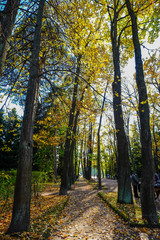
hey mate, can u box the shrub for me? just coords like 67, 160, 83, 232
0, 169, 16, 210
31, 171, 50, 197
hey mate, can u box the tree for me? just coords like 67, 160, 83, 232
59, 54, 81, 195
107, 0, 133, 204
53, 0, 108, 194
130, 122, 142, 176
7, 0, 45, 233
86, 122, 92, 180
68, 86, 88, 186
125, 0, 158, 225
0, 0, 21, 75
97, 84, 108, 189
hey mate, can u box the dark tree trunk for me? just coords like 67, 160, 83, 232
68, 140, 74, 189
82, 124, 87, 178
153, 124, 158, 172
0, 0, 20, 74
84, 124, 88, 178
97, 85, 107, 189
87, 122, 92, 180
83, 127, 87, 178
74, 141, 78, 180
108, 2, 133, 204
68, 107, 80, 188
54, 146, 57, 178
53, 129, 57, 178
113, 128, 118, 173
7, 0, 45, 233
126, 114, 135, 172
125, 0, 158, 225
59, 54, 81, 195
68, 87, 87, 186
152, 108, 159, 172
97, 133, 101, 189
83, 156, 87, 178
80, 139, 84, 176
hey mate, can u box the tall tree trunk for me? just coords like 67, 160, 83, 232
153, 124, 158, 172
68, 146, 74, 189
97, 132, 101, 188
108, 1, 133, 204
7, 0, 45, 233
126, 114, 135, 172
68, 104, 80, 187
152, 105, 159, 172
68, 87, 87, 186
59, 54, 81, 195
125, 0, 158, 225
0, 0, 20, 75
113, 128, 118, 174
54, 146, 57, 178
87, 122, 92, 180
83, 125, 87, 178
97, 85, 107, 189
80, 139, 84, 177
74, 141, 78, 180
54, 129, 57, 179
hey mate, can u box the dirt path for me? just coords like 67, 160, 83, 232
50, 178, 160, 240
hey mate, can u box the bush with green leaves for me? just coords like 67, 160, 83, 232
0, 169, 16, 209
0, 170, 55, 205
31, 171, 52, 197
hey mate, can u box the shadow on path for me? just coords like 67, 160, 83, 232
49, 178, 160, 240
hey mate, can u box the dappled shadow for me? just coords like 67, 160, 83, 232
41, 191, 59, 196
100, 178, 118, 192
50, 178, 160, 240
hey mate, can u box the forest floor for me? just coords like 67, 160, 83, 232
49, 178, 160, 240
1, 178, 160, 239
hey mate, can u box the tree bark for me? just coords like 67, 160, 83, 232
74, 141, 78, 180
68, 86, 87, 186
59, 54, 81, 195
108, 1, 133, 204
97, 85, 107, 189
80, 139, 84, 176
152, 105, 159, 172
0, 0, 20, 75
7, 0, 45, 233
68, 104, 80, 187
125, 0, 158, 225
126, 114, 135, 172
87, 122, 92, 180
54, 129, 57, 179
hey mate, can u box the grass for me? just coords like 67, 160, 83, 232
98, 191, 160, 227
86, 178, 160, 227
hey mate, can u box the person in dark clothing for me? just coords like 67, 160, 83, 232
131, 172, 140, 198
155, 173, 159, 184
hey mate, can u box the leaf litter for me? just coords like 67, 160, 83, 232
0, 179, 160, 239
